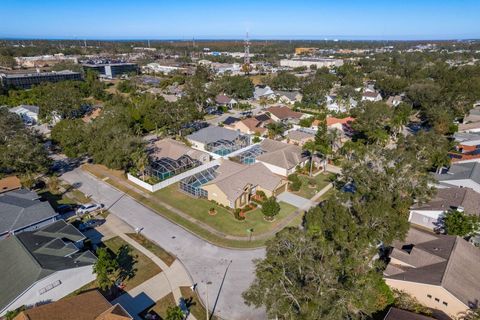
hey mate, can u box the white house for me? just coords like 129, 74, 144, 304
0, 220, 97, 316
254, 85, 276, 100
9, 105, 40, 125
361, 90, 382, 102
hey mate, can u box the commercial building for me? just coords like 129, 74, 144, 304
0, 70, 82, 89
82, 63, 138, 79
280, 58, 344, 69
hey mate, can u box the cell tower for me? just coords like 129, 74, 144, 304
244, 31, 251, 66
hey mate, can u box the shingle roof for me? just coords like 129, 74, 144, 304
186, 126, 244, 144
215, 94, 234, 104
385, 228, 480, 307
0, 189, 58, 236
204, 160, 283, 203
383, 307, 435, 320
435, 162, 480, 184
266, 106, 303, 120
149, 138, 209, 162
14, 290, 132, 320
411, 187, 480, 216
257, 139, 308, 170
286, 130, 314, 141
0, 220, 96, 313
275, 90, 300, 101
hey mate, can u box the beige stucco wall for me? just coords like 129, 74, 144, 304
385, 278, 469, 319
203, 184, 231, 207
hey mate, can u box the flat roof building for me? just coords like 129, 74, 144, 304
0, 70, 82, 89
82, 63, 138, 79
280, 58, 343, 69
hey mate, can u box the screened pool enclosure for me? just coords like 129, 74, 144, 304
179, 166, 219, 197
147, 155, 201, 180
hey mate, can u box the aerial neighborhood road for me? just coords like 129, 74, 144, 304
61, 168, 266, 320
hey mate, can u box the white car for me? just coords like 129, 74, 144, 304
76, 203, 104, 216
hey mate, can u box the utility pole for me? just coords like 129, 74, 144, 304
243, 31, 251, 75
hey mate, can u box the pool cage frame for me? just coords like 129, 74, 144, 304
179, 165, 219, 198
236, 145, 265, 164
205, 135, 250, 156
147, 155, 201, 180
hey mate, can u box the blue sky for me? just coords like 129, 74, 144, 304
1, 0, 480, 40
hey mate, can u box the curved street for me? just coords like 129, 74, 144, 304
61, 168, 266, 320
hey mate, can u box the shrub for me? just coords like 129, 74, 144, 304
262, 197, 280, 221
252, 136, 261, 143
256, 190, 266, 199
288, 174, 302, 191
234, 208, 245, 221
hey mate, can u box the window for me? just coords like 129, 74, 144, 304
427, 294, 432, 299
435, 298, 440, 302
443, 302, 448, 306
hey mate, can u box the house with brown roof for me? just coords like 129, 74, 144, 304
384, 228, 480, 319
256, 139, 309, 176
0, 176, 21, 194
265, 106, 304, 123
215, 94, 238, 109
409, 187, 480, 231
225, 117, 267, 136
361, 90, 382, 102
202, 159, 287, 208
13, 290, 132, 320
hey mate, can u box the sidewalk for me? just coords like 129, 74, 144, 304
104, 215, 197, 320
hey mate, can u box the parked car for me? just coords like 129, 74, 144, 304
79, 219, 105, 231
76, 203, 104, 215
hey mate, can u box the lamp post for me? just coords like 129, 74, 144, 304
247, 228, 254, 242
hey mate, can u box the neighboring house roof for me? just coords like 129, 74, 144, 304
0, 220, 96, 313
266, 106, 303, 120
435, 162, 480, 184
383, 307, 435, 320
149, 138, 209, 162
254, 86, 274, 98
254, 113, 271, 123
223, 116, 240, 126
0, 189, 58, 236
257, 139, 308, 170
384, 228, 480, 308
458, 121, 480, 132
386, 95, 404, 107
363, 91, 381, 98
326, 116, 355, 126
275, 90, 300, 101
215, 94, 236, 104
14, 290, 132, 320
204, 160, 283, 204
463, 106, 480, 124
286, 130, 314, 142
10, 105, 40, 115
411, 187, 480, 216
454, 132, 480, 146
238, 118, 267, 134
0, 176, 21, 194
186, 126, 244, 144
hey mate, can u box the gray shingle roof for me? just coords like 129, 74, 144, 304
257, 139, 308, 170
384, 307, 435, 320
186, 126, 244, 144
411, 187, 480, 216
0, 189, 58, 236
435, 162, 480, 184
0, 220, 96, 313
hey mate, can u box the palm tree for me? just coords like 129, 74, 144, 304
133, 151, 149, 181
302, 140, 318, 177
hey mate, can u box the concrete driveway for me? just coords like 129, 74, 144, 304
277, 192, 314, 209
62, 168, 266, 320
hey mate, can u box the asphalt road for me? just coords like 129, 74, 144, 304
62, 168, 266, 320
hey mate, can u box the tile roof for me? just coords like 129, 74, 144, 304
0, 220, 96, 313
385, 228, 480, 307
266, 106, 303, 120
204, 160, 283, 204
411, 187, 480, 216
14, 290, 132, 320
0, 189, 58, 236
239, 118, 267, 134
326, 116, 355, 126
257, 139, 308, 170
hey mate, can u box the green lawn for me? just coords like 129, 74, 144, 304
154, 184, 298, 237
180, 287, 219, 320
292, 173, 335, 199
139, 293, 176, 320
126, 233, 176, 267
104, 236, 162, 290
